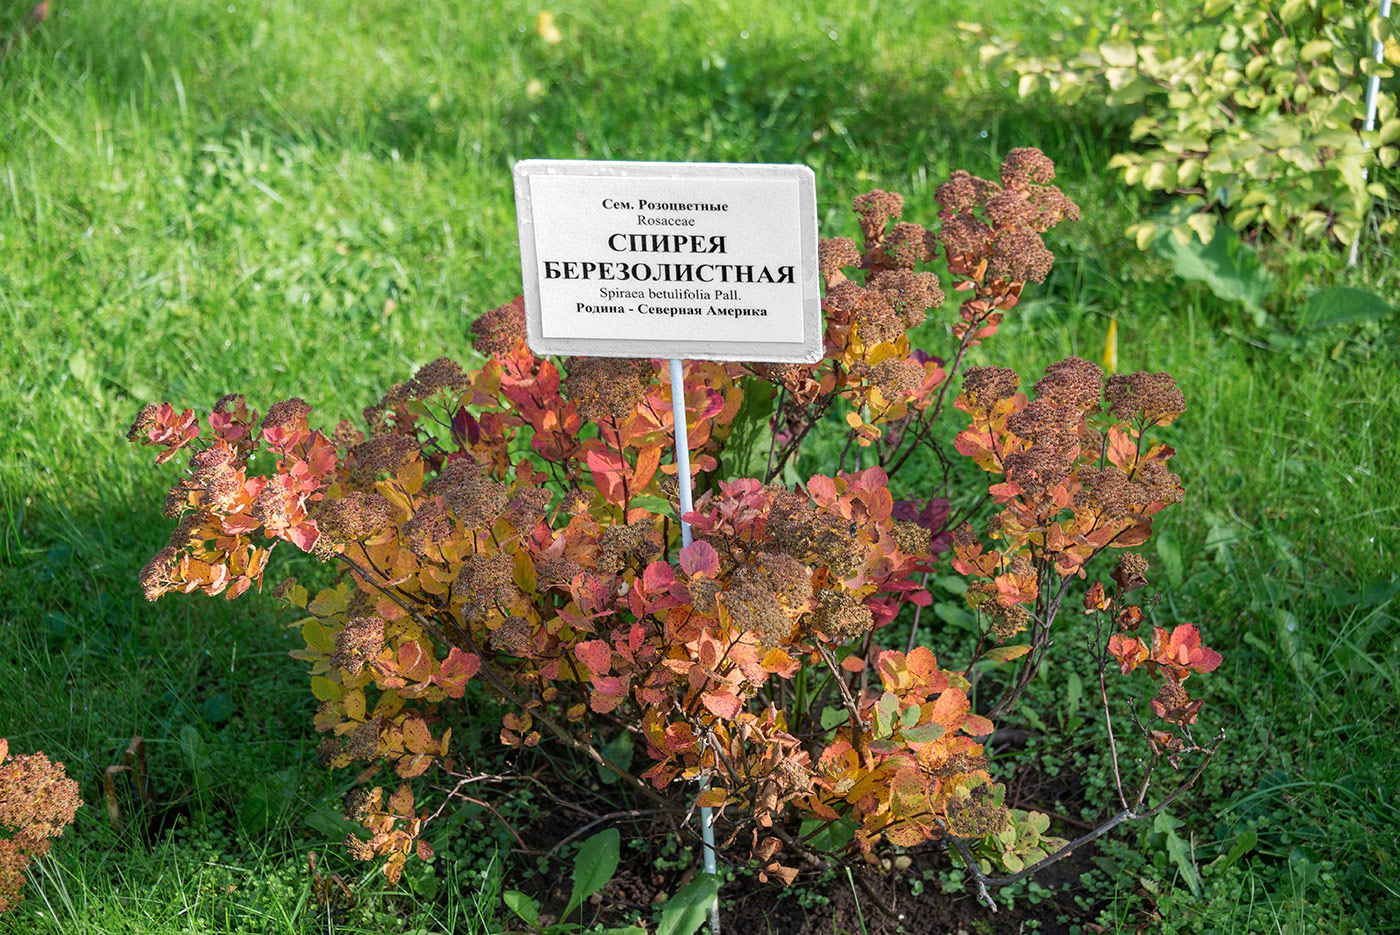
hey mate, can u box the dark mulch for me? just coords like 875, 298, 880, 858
501, 734, 1117, 935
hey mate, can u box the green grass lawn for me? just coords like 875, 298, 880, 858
2, 0, 1397, 932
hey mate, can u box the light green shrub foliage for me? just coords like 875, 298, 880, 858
967, 0, 1399, 247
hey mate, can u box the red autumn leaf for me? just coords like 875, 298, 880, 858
1160, 624, 1222, 674
1108, 633, 1148, 674
398, 642, 432, 682
760, 648, 800, 677
451, 407, 480, 447
432, 647, 481, 698
388, 784, 415, 816
574, 640, 612, 677
1105, 426, 1139, 471
885, 820, 934, 848
631, 444, 661, 491
905, 646, 939, 680
864, 485, 894, 522
679, 541, 720, 577
963, 713, 994, 736
1113, 522, 1153, 547
953, 428, 993, 460
806, 474, 839, 505
285, 522, 320, 553
701, 690, 743, 719
642, 561, 675, 594
875, 650, 909, 691
661, 721, 697, 754
1116, 605, 1145, 630
928, 688, 970, 730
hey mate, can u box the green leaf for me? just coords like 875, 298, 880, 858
722, 378, 778, 479
504, 890, 541, 927
875, 691, 900, 738
983, 644, 1031, 662
238, 769, 298, 835
304, 804, 364, 841
67, 350, 93, 387
656, 873, 721, 935
178, 724, 205, 764
1164, 828, 1203, 896
934, 601, 977, 632
1155, 528, 1184, 587
565, 828, 621, 916
899, 722, 945, 743
1099, 40, 1136, 67
596, 731, 635, 786
627, 494, 675, 519
1065, 671, 1083, 719
933, 574, 968, 596
820, 706, 849, 731
1207, 830, 1258, 873
798, 817, 858, 852
200, 693, 233, 725
1152, 227, 1272, 312
1297, 287, 1394, 330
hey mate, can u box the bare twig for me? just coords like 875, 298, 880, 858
988, 573, 1075, 719
768, 825, 904, 924
886, 318, 985, 479
814, 640, 865, 759
948, 728, 1225, 908
906, 572, 931, 653
544, 808, 680, 859
765, 386, 784, 482
333, 554, 667, 806
1092, 613, 1132, 811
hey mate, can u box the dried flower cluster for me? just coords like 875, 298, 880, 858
131, 148, 1221, 899
0, 740, 82, 914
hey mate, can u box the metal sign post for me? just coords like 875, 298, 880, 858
1349, 0, 1394, 267
668, 357, 720, 935
513, 158, 821, 935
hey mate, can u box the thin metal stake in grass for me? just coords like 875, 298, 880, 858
1349, 0, 1394, 267
670, 357, 720, 935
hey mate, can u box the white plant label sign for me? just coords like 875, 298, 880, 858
513, 160, 821, 362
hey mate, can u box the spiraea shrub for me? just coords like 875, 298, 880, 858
0, 740, 82, 914
131, 149, 1224, 904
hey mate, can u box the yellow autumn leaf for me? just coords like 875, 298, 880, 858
343, 689, 366, 721
1102, 319, 1119, 374
310, 675, 344, 702
536, 11, 562, 44
302, 619, 335, 654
